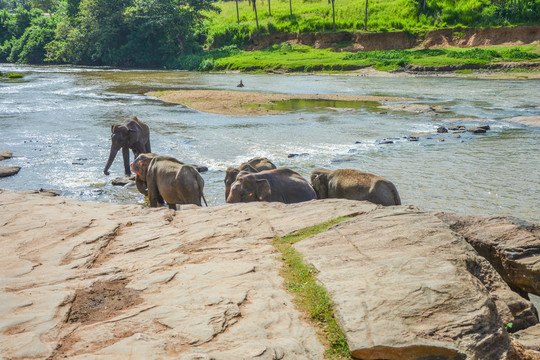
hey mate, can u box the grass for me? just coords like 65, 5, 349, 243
205, 0, 540, 48
272, 216, 353, 359
186, 43, 540, 72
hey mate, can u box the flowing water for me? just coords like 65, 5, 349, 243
1, 64, 539, 221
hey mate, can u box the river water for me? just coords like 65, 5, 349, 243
1, 64, 539, 221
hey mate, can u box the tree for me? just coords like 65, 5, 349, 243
364, 0, 368, 31
330, 0, 335, 31
248, 0, 259, 30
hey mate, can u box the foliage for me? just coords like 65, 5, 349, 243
273, 216, 353, 359
206, 0, 540, 47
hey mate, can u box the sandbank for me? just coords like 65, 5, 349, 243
147, 89, 413, 116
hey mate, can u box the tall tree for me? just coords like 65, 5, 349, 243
289, 0, 292, 17
248, 0, 259, 30
235, 0, 239, 23
364, 0, 368, 31
331, 0, 335, 31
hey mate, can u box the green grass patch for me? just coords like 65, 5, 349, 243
273, 216, 353, 359
200, 43, 540, 72
6, 72, 23, 78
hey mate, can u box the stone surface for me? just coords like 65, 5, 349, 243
1, 191, 538, 360
502, 115, 540, 127
513, 324, 540, 353
0, 191, 371, 360
295, 206, 537, 360
0, 150, 12, 160
0, 166, 20, 177
437, 213, 540, 297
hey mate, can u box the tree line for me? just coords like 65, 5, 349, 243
1, 0, 220, 67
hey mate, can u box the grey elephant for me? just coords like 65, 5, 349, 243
104, 116, 151, 176
224, 157, 277, 200
131, 153, 207, 209
310, 168, 401, 206
227, 168, 316, 204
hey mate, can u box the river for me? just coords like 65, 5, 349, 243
1, 64, 539, 221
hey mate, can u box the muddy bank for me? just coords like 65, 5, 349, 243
247, 25, 540, 51
147, 90, 413, 116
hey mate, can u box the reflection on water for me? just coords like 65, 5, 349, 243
243, 98, 382, 112
0, 64, 539, 222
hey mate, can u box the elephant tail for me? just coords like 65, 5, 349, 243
201, 193, 208, 207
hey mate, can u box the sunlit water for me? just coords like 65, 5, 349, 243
1, 64, 539, 221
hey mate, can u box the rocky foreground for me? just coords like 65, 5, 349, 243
1, 190, 539, 360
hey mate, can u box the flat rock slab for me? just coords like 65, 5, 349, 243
0, 191, 372, 360
437, 213, 540, 296
503, 115, 540, 127
295, 206, 537, 360
0, 166, 20, 177
0, 151, 12, 160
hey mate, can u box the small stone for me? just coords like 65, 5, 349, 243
0, 151, 13, 161
437, 126, 448, 133
468, 127, 487, 134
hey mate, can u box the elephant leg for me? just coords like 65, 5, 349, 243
122, 147, 131, 176
146, 140, 151, 153
147, 181, 160, 207
168, 203, 177, 210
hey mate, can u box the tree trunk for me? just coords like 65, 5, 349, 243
254, 0, 259, 30
289, 0, 292, 17
364, 0, 368, 31
236, 0, 240, 23
268, 0, 271, 16
331, 0, 336, 31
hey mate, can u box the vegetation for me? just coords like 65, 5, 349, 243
273, 216, 353, 359
180, 43, 539, 72
206, 0, 540, 48
0, 0, 539, 69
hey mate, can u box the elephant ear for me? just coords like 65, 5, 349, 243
255, 179, 271, 201
111, 124, 118, 133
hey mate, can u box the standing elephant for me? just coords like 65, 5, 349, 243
131, 153, 207, 209
310, 168, 401, 206
227, 168, 316, 204
224, 157, 277, 200
104, 116, 151, 176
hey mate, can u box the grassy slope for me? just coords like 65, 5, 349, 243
198, 0, 540, 73
205, 0, 539, 45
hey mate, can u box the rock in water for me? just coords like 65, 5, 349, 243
0, 166, 20, 177
0, 151, 13, 160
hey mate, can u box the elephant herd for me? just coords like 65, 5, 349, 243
104, 117, 401, 210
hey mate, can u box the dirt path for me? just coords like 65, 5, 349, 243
147, 90, 413, 116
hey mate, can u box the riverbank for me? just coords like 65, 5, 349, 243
1, 190, 539, 359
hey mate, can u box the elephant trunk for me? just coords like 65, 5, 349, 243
104, 144, 121, 176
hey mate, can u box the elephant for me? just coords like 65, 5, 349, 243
131, 153, 207, 209
226, 168, 317, 204
310, 168, 401, 206
224, 157, 277, 200
104, 116, 151, 176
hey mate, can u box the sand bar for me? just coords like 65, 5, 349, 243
147, 89, 414, 116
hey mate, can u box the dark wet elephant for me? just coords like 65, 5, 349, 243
226, 168, 316, 204
224, 157, 277, 200
131, 153, 207, 210
310, 168, 401, 206
104, 116, 151, 176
